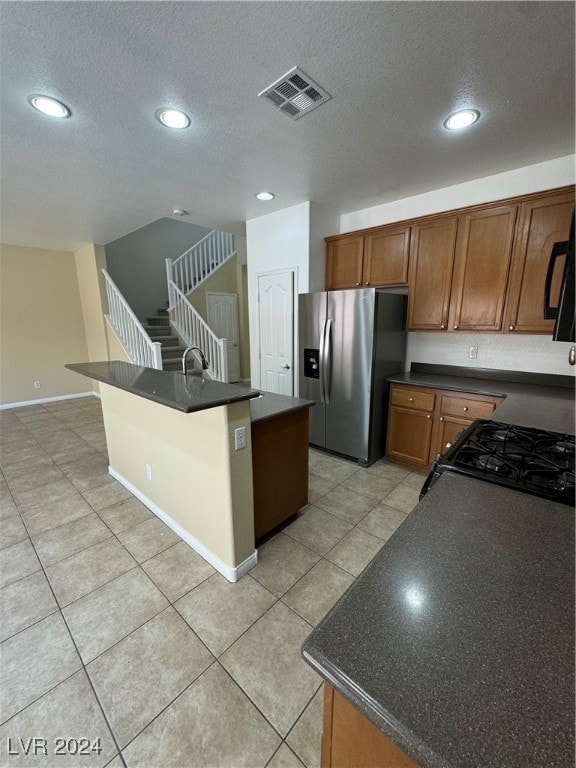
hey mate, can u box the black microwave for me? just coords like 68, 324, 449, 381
544, 212, 575, 343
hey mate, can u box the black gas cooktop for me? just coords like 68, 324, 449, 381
421, 420, 575, 506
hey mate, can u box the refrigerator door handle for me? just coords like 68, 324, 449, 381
319, 318, 327, 403
324, 318, 332, 404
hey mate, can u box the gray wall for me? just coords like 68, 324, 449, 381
105, 218, 212, 321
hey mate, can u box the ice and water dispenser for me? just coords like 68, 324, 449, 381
303, 349, 320, 379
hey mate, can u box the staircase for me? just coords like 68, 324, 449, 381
142, 308, 187, 372
103, 229, 236, 380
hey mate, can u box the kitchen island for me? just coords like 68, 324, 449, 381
66, 361, 312, 581
302, 472, 574, 767
250, 391, 314, 540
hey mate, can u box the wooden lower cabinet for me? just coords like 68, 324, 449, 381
387, 406, 434, 470
386, 383, 503, 471
251, 407, 309, 540
321, 683, 419, 768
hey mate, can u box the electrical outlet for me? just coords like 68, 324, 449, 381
146, 464, 152, 480
33, 380, 41, 389
234, 426, 247, 450
469, 346, 478, 359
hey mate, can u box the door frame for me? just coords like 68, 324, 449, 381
254, 267, 298, 392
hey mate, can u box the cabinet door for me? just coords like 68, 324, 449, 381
325, 236, 364, 290
407, 217, 458, 331
434, 416, 473, 458
322, 684, 418, 768
505, 189, 574, 333
363, 225, 410, 286
449, 205, 518, 332
386, 406, 434, 471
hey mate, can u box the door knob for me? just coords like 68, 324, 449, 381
281, 364, 291, 369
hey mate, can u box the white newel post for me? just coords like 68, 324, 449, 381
165, 258, 173, 304
152, 342, 163, 370
218, 338, 229, 383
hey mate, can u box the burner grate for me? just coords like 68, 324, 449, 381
441, 420, 575, 506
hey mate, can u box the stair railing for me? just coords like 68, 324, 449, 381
166, 229, 235, 296
167, 278, 228, 383
102, 269, 163, 370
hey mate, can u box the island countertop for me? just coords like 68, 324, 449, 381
250, 390, 314, 424
302, 473, 574, 768
66, 361, 260, 413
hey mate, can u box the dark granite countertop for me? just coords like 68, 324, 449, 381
250, 390, 314, 425
388, 365, 574, 435
302, 473, 574, 768
66, 361, 260, 413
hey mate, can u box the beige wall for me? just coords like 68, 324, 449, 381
100, 384, 255, 575
0, 243, 90, 405
237, 263, 251, 380
74, 244, 110, 392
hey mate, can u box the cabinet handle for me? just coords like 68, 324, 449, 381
463, 406, 468, 412
365, 281, 370, 285
355, 282, 361, 286
439, 416, 444, 421
440, 324, 446, 329
409, 397, 414, 403
426, 414, 432, 419
454, 324, 459, 329
509, 325, 514, 331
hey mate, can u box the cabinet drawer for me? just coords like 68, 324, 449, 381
390, 386, 435, 411
440, 395, 497, 420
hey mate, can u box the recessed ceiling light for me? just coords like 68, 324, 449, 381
443, 109, 480, 130
172, 209, 189, 216
155, 108, 190, 129
28, 94, 71, 118
256, 192, 275, 201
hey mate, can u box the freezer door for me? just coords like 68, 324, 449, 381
298, 292, 327, 447
325, 289, 376, 461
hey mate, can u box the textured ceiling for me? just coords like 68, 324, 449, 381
0, 1, 574, 251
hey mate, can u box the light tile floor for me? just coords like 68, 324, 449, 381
0, 397, 423, 768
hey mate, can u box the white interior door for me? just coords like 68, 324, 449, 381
257, 271, 294, 395
207, 292, 240, 382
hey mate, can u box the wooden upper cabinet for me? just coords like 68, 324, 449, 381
363, 225, 410, 286
326, 225, 410, 290
407, 217, 458, 330
448, 204, 518, 332
504, 189, 575, 333
325, 235, 364, 290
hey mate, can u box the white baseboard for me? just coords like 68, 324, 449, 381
108, 466, 258, 583
0, 391, 98, 410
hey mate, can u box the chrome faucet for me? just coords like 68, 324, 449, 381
182, 346, 209, 375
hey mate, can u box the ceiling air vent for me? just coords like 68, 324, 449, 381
258, 66, 331, 120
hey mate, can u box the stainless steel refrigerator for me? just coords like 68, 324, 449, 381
298, 288, 406, 466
